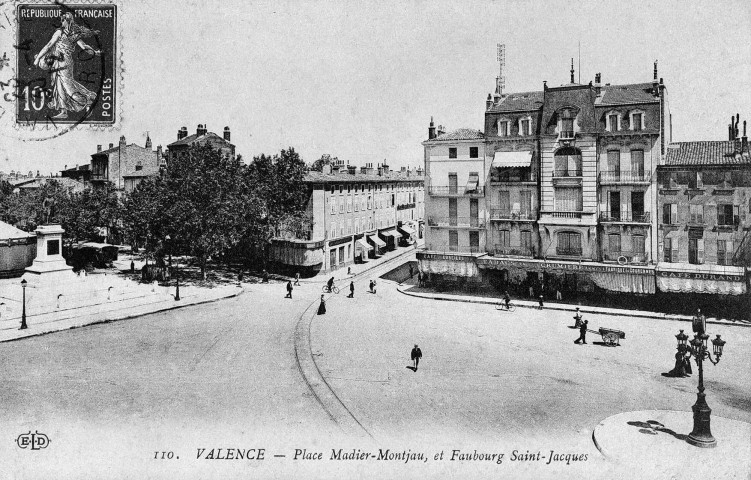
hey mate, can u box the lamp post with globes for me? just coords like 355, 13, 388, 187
675, 311, 727, 448
20, 279, 28, 330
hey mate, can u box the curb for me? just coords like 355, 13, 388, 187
396, 285, 751, 328
0, 286, 244, 343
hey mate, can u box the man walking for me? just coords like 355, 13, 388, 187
285, 280, 293, 299
294, 272, 300, 286
574, 319, 589, 344
538, 294, 544, 310
411, 344, 423, 371
348, 281, 354, 298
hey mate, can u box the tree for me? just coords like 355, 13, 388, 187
308, 153, 332, 172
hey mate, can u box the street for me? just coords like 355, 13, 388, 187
0, 257, 749, 479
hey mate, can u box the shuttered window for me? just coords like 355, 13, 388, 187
555, 187, 582, 211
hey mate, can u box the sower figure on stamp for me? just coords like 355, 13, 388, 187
411, 344, 422, 371
32, 12, 101, 119
574, 319, 588, 344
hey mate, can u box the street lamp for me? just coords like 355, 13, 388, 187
166, 235, 180, 301
676, 312, 727, 448
20, 279, 28, 330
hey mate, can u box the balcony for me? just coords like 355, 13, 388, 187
429, 186, 485, 197
556, 246, 583, 256
599, 170, 651, 184
559, 131, 575, 140
541, 211, 585, 219
427, 216, 486, 228
552, 169, 582, 178
492, 245, 536, 257
424, 244, 482, 254
489, 209, 535, 221
602, 251, 648, 265
599, 211, 650, 224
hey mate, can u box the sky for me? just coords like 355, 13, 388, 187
1, 0, 750, 175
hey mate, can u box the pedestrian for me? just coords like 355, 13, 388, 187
369, 279, 377, 294
529, 285, 534, 298
348, 281, 354, 298
285, 280, 293, 299
262, 269, 269, 283
348, 267, 352, 275
238, 270, 244, 285
574, 319, 588, 344
556, 289, 562, 301
294, 272, 300, 286
417, 271, 423, 287
317, 294, 326, 315
409, 264, 414, 278
572, 307, 582, 328
130, 260, 135, 273
668, 347, 688, 377
503, 290, 511, 311
538, 294, 544, 310
692, 308, 706, 334
411, 344, 423, 370
327, 276, 335, 293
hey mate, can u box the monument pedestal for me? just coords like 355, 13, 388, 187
21, 225, 76, 287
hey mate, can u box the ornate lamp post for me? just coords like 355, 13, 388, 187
20, 279, 28, 330
677, 312, 727, 448
166, 235, 180, 301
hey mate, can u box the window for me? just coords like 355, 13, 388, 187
347, 196, 352, 212
330, 197, 337, 215
521, 231, 532, 252
664, 237, 676, 263
520, 190, 532, 217
717, 240, 732, 266
553, 147, 581, 176
354, 195, 359, 212
560, 110, 575, 138
340, 223, 344, 237
339, 197, 345, 213
448, 198, 458, 224
449, 230, 458, 249
632, 235, 645, 255
470, 147, 479, 158
330, 222, 336, 239
498, 229, 510, 247
135, 164, 143, 171
557, 232, 582, 255
688, 238, 704, 265
498, 191, 510, 215
663, 203, 678, 224
717, 204, 739, 226
632, 113, 643, 131
449, 148, 457, 159
689, 204, 704, 224
355, 218, 359, 233
339, 184, 342, 193
469, 231, 479, 249
607, 113, 619, 131
555, 187, 582, 212
631, 150, 644, 177
520, 119, 530, 136
631, 191, 645, 219
607, 150, 621, 178
608, 234, 621, 254
498, 121, 509, 137
448, 173, 458, 194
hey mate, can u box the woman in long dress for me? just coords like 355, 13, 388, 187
317, 294, 326, 315
32, 12, 101, 119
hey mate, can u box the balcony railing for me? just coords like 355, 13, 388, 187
599, 211, 650, 223
492, 245, 536, 257
427, 216, 486, 228
552, 169, 582, 178
541, 211, 586, 219
489, 209, 535, 221
599, 170, 651, 183
602, 251, 648, 264
429, 186, 485, 196
424, 244, 482, 254
556, 246, 583, 256
560, 131, 575, 139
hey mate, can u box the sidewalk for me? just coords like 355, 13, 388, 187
0, 282, 242, 343
397, 284, 751, 328
592, 410, 750, 478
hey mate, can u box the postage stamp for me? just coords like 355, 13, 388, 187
0, 0, 119, 135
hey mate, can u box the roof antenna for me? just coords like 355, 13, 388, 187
578, 41, 581, 84
570, 58, 575, 84
496, 43, 506, 95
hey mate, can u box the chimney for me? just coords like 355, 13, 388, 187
428, 117, 436, 140
197, 124, 207, 136
594, 73, 602, 96
401, 166, 406, 172
119, 135, 126, 148
109, 143, 114, 149
493, 91, 501, 104
179, 126, 188, 140
223, 126, 231, 142
652, 61, 659, 96
347, 165, 356, 175
437, 125, 446, 136
735, 113, 740, 138
382, 162, 390, 175
157, 145, 163, 159
486, 94, 493, 111
377, 164, 384, 176
145, 134, 152, 149
322, 163, 332, 175
742, 120, 748, 153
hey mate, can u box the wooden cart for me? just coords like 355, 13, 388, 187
598, 327, 625, 346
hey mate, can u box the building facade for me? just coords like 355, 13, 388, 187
655, 121, 751, 296
90, 135, 164, 192
420, 62, 670, 296
167, 124, 235, 162
269, 160, 424, 275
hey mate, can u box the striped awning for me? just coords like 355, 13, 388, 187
492, 151, 532, 168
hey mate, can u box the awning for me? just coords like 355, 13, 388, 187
492, 151, 533, 168
368, 235, 386, 248
381, 229, 402, 239
356, 238, 373, 252
399, 225, 416, 236
655, 263, 746, 295
465, 172, 479, 191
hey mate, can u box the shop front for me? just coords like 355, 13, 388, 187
655, 263, 747, 295
367, 234, 386, 257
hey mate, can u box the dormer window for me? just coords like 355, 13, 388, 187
498, 120, 510, 137
560, 110, 575, 139
606, 112, 620, 132
630, 111, 645, 131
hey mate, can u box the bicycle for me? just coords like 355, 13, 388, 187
495, 302, 516, 312
322, 285, 340, 294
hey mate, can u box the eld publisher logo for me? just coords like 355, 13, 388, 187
16, 431, 50, 450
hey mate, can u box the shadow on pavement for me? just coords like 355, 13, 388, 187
627, 420, 688, 441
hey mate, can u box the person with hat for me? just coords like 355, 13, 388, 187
574, 319, 589, 344
572, 307, 583, 328
411, 344, 423, 371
